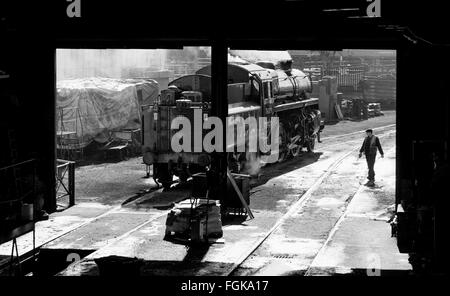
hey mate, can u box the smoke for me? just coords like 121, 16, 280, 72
244, 155, 262, 176
228, 50, 292, 65
228, 53, 249, 64
57, 48, 296, 81
56, 47, 211, 81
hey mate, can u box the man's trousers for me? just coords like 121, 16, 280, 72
365, 153, 376, 181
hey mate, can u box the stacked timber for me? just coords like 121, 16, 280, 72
362, 76, 396, 109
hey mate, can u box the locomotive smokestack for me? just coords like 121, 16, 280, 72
279, 60, 293, 75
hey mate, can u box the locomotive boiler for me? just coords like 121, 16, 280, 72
141, 60, 324, 188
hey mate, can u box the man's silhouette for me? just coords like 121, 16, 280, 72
359, 129, 384, 186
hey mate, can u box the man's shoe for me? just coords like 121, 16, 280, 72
365, 180, 375, 187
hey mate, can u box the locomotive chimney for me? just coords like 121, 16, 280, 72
279, 60, 293, 75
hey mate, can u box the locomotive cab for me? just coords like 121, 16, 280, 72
141, 74, 213, 188
196, 63, 271, 114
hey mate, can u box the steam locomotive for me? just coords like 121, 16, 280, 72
141, 60, 324, 188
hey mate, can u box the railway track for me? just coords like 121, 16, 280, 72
319, 129, 396, 151
226, 127, 396, 276
320, 124, 396, 142
257, 123, 395, 171
303, 184, 366, 276
0, 184, 165, 276
2, 125, 396, 276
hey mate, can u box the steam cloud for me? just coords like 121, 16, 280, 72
56, 47, 211, 81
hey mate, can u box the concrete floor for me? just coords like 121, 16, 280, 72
231, 129, 409, 276
73, 157, 155, 205
1, 111, 409, 276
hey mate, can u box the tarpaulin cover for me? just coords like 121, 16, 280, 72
56, 77, 159, 148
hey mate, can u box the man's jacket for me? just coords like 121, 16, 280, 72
360, 135, 384, 156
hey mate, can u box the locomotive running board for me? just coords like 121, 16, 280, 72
272, 98, 319, 113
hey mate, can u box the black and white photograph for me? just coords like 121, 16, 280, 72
0, 0, 449, 292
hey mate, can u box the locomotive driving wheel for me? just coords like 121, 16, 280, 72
278, 122, 289, 162
290, 140, 302, 157
289, 114, 304, 158
306, 135, 316, 153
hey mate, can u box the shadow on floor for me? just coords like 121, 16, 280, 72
92, 242, 225, 276
251, 152, 323, 188
306, 266, 413, 276
221, 214, 248, 226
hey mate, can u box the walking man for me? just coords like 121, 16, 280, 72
359, 129, 384, 186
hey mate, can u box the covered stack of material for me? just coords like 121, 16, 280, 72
165, 199, 223, 239
56, 77, 159, 148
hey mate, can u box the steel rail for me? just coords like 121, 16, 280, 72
226, 130, 396, 275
